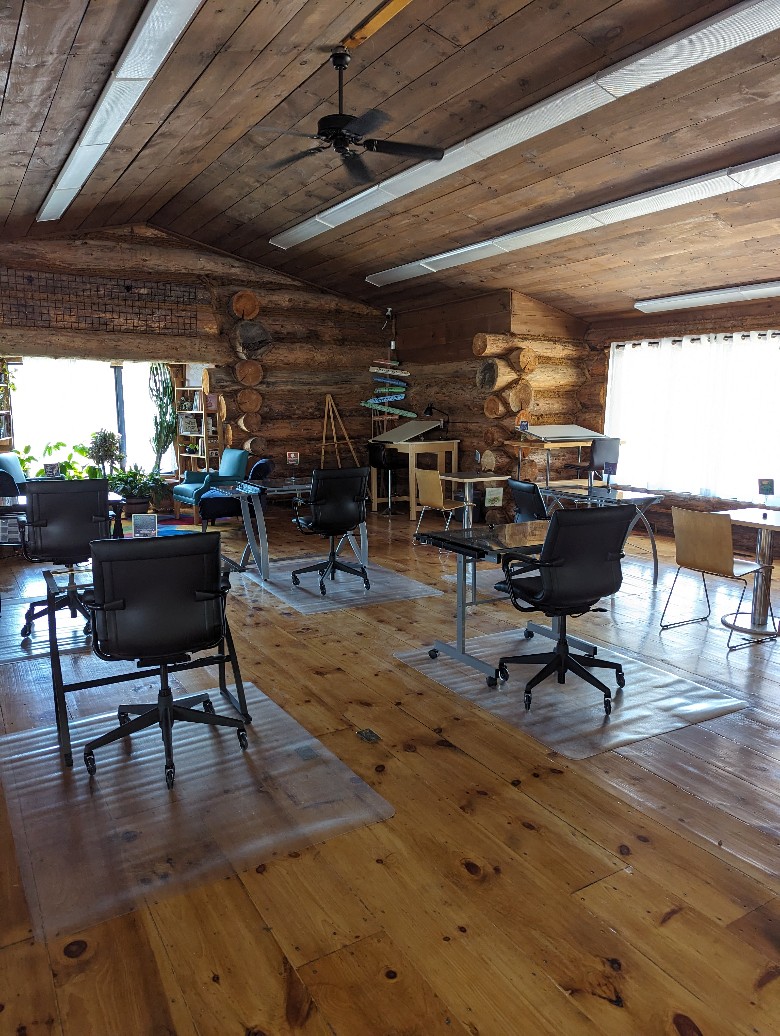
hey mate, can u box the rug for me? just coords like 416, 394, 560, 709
241, 558, 442, 614
0, 681, 394, 940
395, 630, 746, 760
0, 599, 91, 664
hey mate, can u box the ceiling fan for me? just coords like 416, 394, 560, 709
265, 47, 445, 183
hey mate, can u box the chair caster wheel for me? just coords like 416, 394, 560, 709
523, 629, 534, 640
203, 699, 215, 714
291, 574, 300, 586
165, 766, 175, 789
20, 624, 31, 638
118, 710, 130, 726
616, 671, 625, 688
83, 623, 92, 635
238, 729, 248, 750
524, 692, 532, 711
486, 675, 497, 687
428, 648, 439, 659
319, 584, 326, 596
498, 664, 509, 682
363, 579, 370, 590
604, 697, 612, 716
84, 750, 96, 776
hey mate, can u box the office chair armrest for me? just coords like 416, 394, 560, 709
87, 598, 125, 611
291, 495, 310, 531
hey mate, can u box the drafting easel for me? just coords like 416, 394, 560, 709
321, 394, 359, 468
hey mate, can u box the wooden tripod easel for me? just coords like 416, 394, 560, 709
321, 394, 359, 468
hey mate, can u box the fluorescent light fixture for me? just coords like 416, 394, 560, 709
37, 0, 203, 221
636, 280, 780, 312
271, 0, 779, 248
365, 150, 780, 285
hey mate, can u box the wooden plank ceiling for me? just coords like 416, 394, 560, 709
1, 0, 779, 321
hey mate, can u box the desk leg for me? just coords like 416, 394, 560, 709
408, 454, 417, 522
429, 554, 497, 679
339, 522, 368, 567
627, 506, 659, 586
370, 466, 378, 513
237, 495, 269, 580
462, 484, 478, 604
47, 585, 73, 766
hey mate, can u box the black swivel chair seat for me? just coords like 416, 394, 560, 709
291, 467, 371, 595
368, 441, 406, 515
20, 478, 112, 640
82, 532, 250, 789
492, 504, 637, 714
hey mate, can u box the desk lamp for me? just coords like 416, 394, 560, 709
423, 402, 449, 433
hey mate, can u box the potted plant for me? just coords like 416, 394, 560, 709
87, 429, 124, 477
149, 363, 176, 473
109, 465, 166, 515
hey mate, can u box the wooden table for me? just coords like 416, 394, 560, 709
371, 439, 459, 521
715, 507, 780, 629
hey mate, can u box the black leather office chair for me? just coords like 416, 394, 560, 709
291, 467, 371, 595
508, 479, 549, 522
82, 532, 249, 789
20, 478, 111, 640
368, 441, 405, 515
492, 504, 637, 714
199, 457, 275, 530
566, 437, 620, 488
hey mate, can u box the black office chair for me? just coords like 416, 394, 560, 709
368, 441, 405, 515
20, 478, 111, 640
566, 437, 620, 488
199, 457, 275, 530
82, 532, 249, 789
508, 479, 549, 522
291, 467, 371, 595
492, 504, 637, 714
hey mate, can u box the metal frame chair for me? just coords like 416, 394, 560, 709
413, 468, 469, 539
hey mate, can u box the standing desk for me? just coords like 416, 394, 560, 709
438, 472, 509, 603
714, 507, 780, 632
370, 421, 459, 520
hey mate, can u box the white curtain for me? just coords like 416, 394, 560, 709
604, 331, 780, 503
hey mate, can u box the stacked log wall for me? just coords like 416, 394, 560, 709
0, 225, 385, 474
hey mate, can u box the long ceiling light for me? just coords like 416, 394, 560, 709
270, 0, 780, 250
364, 152, 780, 285
635, 280, 780, 312
37, 0, 204, 222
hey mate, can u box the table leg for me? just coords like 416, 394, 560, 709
370, 466, 378, 513
408, 453, 417, 522
46, 582, 73, 766
462, 484, 478, 604
752, 528, 773, 625
237, 494, 269, 580
339, 521, 368, 567
429, 553, 502, 679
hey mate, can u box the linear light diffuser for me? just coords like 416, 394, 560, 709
37, 0, 204, 222
365, 150, 780, 286
271, 0, 780, 249
635, 280, 780, 312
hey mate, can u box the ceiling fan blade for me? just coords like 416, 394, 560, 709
363, 139, 444, 160
344, 108, 391, 138
342, 151, 374, 184
265, 147, 325, 171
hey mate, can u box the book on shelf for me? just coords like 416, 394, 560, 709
178, 413, 200, 435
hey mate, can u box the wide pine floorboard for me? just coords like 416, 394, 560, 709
1, 510, 779, 1036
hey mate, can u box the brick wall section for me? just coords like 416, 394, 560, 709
0, 267, 208, 336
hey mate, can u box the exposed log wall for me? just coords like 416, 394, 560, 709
0, 225, 385, 473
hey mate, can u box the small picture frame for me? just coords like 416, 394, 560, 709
131, 513, 158, 538
603, 461, 618, 476
287, 451, 300, 467
484, 486, 504, 508
43, 462, 61, 478
759, 478, 775, 496
517, 420, 529, 432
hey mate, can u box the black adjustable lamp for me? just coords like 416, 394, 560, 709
423, 402, 449, 433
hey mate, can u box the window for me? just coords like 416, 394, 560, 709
12, 357, 175, 473
604, 331, 780, 502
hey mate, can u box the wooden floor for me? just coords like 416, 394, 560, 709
1, 509, 779, 1036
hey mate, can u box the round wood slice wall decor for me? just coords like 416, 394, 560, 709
229, 290, 261, 320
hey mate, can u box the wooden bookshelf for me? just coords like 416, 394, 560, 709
175, 386, 222, 476
0, 360, 14, 454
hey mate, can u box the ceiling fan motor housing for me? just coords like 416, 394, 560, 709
317, 113, 359, 140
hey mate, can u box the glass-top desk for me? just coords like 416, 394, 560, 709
207, 478, 368, 580
541, 485, 662, 585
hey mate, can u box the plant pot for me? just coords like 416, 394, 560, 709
123, 496, 150, 516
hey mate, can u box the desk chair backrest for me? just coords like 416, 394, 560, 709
533, 503, 637, 610
90, 532, 225, 662
248, 457, 275, 480
368, 442, 403, 471
415, 468, 446, 509
671, 507, 735, 577
590, 437, 620, 478
24, 478, 110, 565
508, 479, 548, 522
307, 467, 370, 535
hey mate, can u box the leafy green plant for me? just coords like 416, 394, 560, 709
86, 429, 124, 476
21, 441, 94, 479
108, 464, 166, 501
149, 363, 176, 473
